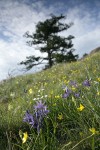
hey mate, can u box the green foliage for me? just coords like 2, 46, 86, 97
0, 52, 100, 150
53, 49, 78, 63
20, 14, 78, 70
20, 56, 42, 70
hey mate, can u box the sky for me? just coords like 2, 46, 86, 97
0, 0, 100, 81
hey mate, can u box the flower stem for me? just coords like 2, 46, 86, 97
92, 136, 95, 150
69, 134, 94, 150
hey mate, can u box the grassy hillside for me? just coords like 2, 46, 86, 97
0, 52, 100, 150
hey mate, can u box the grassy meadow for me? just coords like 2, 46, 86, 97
0, 52, 100, 150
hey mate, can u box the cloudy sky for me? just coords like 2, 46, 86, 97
0, 0, 100, 81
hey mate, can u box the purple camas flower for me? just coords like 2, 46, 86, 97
74, 93, 80, 98
83, 79, 91, 86
23, 110, 34, 127
62, 87, 72, 98
34, 100, 47, 111
23, 101, 49, 133
34, 101, 49, 133
34, 100, 49, 117
69, 80, 78, 87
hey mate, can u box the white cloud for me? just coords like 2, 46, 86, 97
0, 0, 49, 80
61, 5, 100, 56
0, 0, 100, 81
74, 28, 100, 55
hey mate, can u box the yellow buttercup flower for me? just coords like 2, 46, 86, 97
55, 95, 60, 99
97, 77, 100, 82
29, 88, 33, 94
57, 113, 63, 120
71, 86, 76, 91
22, 132, 28, 143
89, 128, 99, 135
53, 103, 57, 106
77, 104, 85, 111
97, 91, 100, 96
64, 80, 69, 84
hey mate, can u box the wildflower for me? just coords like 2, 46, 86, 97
34, 100, 49, 133
97, 77, 100, 82
64, 80, 69, 84
53, 103, 56, 106
34, 100, 49, 117
41, 88, 45, 91
23, 101, 49, 133
82, 95, 84, 98
57, 113, 63, 120
89, 128, 99, 135
29, 101, 32, 105
55, 95, 60, 99
77, 104, 85, 111
33, 98, 37, 101
97, 91, 100, 96
29, 88, 33, 94
23, 111, 34, 127
69, 80, 78, 87
10, 92, 15, 97
74, 93, 80, 98
22, 132, 28, 143
8, 104, 13, 111
62, 87, 71, 98
44, 95, 48, 98
71, 86, 76, 91
19, 130, 28, 143
82, 79, 91, 86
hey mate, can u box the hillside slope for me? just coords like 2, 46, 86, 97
0, 52, 100, 150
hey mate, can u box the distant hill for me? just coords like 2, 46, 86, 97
81, 46, 100, 60
90, 47, 100, 55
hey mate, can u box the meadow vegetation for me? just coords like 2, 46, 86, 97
0, 52, 100, 150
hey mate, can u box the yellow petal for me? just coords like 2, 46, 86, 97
77, 104, 85, 111
29, 88, 33, 94
22, 132, 28, 143
57, 113, 63, 120
89, 128, 99, 135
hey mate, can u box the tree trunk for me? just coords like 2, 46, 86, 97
48, 51, 53, 68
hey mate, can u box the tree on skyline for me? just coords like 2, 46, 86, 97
20, 14, 78, 70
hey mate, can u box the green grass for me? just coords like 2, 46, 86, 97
0, 52, 100, 150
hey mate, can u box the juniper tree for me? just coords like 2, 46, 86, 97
20, 14, 78, 70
